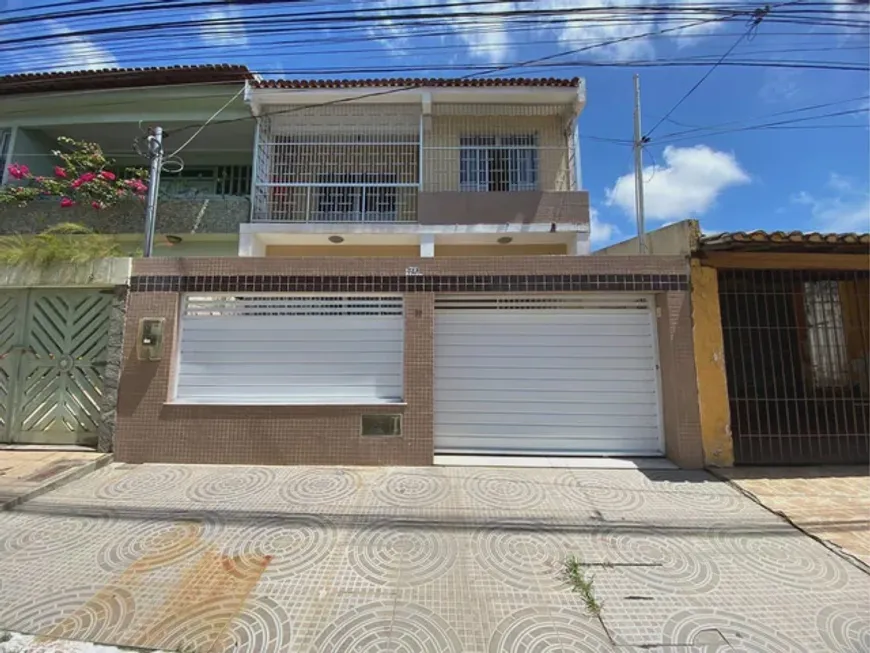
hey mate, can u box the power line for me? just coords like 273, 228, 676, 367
644, 4, 772, 139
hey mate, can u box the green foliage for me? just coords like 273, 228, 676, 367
0, 223, 123, 266
563, 556, 602, 616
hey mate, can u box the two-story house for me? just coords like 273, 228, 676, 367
0, 65, 253, 450
116, 77, 704, 470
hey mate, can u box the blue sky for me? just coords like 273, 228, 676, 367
1, 0, 868, 246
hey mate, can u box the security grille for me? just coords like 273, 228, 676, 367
719, 269, 870, 464
251, 102, 578, 221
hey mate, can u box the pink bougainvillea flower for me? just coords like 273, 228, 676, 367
7, 164, 27, 180
54, 166, 67, 178
99, 170, 116, 181
60, 197, 75, 208
91, 201, 105, 210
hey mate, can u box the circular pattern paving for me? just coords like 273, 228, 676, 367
662, 608, 809, 652
95, 465, 193, 500
556, 471, 645, 513
220, 516, 335, 580
3, 584, 135, 644
464, 473, 546, 510
0, 514, 101, 558
372, 472, 450, 508
144, 596, 293, 653
817, 603, 870, 653
348, 520, 457, 586
596, 529, 720, 594
185, 467, 276, 503
717, 530, 847, 591
658, 487, 746, 514
488, 606, 613, 653
96, 519, 216, 572
279, 468, 360, 505
312, 601, 463, 653
473, 523, 571, 591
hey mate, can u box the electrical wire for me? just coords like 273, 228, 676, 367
165, 86, 245, 157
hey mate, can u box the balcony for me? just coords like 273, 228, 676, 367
250, 103, 588, 226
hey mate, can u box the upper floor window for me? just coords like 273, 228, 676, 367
159, 165, 252, 198
459, 134, 538, 192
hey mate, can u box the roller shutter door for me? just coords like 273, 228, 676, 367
175, 294, 403, 404
434, 295, 663, 456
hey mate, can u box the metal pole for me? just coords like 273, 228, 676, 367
143, 126, 163, 257
633, 74, 647, 255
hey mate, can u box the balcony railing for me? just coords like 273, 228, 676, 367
251, 102, 577, 223
259, 183, 418, 223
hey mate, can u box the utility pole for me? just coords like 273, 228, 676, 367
143, 126, 163, 258
633, 74, 648, 255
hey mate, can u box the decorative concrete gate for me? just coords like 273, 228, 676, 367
0, 288, 112, 446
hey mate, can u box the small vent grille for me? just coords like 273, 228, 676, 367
435, 295, 651, 311
361, 414, 402, 436
183, 294, 403, 317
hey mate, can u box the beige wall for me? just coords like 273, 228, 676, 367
435, 244, 566, 256
266, 245, 419, 257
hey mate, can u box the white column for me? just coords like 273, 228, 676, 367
568, 231, 590, 256
419, 233, 435, 257
239, 231, 266, 257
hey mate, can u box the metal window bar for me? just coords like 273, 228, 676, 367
719, 268, 870, 465
251, 102, 578, 221
0, 130, 10, 180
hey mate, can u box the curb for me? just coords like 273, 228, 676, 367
709, 467, 870, 576
0, 454, 113, 511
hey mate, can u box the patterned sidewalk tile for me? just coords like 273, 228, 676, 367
0, 463, 868, 652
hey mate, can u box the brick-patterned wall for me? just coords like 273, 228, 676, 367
116, 255, 703, 468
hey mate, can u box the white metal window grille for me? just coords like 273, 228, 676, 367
176, 294, 404, 404
427, 103, 576, 194
459, 135, 538, 192
251, 102, 579, 221
313, 173, 399, 222
804, 281, 850, 387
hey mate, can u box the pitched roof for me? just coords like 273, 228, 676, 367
0, 64, 251, 96
699, 230, 870, 254
250, 77, 581, 90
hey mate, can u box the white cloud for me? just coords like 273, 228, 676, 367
358, 0, 731, 65
201, 2, 249, 47
605, 145, 750, 222
589, 207, 621, 246
0, 20, 117, 72
792, 174, 870, 233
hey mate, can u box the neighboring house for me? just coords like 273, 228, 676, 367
114, 77, 705, 469
0, 65, 253, 449
600, 222, 870, 467
693, 230, 869, 466
0, 64, 254, 257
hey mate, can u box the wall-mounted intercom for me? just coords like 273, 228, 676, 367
137, 318, 166, 361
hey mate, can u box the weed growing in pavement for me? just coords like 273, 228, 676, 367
563, 555, 602, 616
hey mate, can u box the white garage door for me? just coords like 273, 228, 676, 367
175, 294, 403, 404
435, 295, 663, 456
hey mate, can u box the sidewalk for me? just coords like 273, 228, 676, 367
717, 466, 870, 567
0, 450, 111, 510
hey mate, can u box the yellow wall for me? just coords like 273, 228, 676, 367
435, 244, 567, 256
266, 245, 419, 257
690, 259, 734, 467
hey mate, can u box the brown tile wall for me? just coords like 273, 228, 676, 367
116, 255, 702, 468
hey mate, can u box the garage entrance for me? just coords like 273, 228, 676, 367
434, 295, 663, 456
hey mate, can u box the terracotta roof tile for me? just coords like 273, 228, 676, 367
699, 230, 870, 253
0, 64, 251, 96
250, 77, 581, 90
